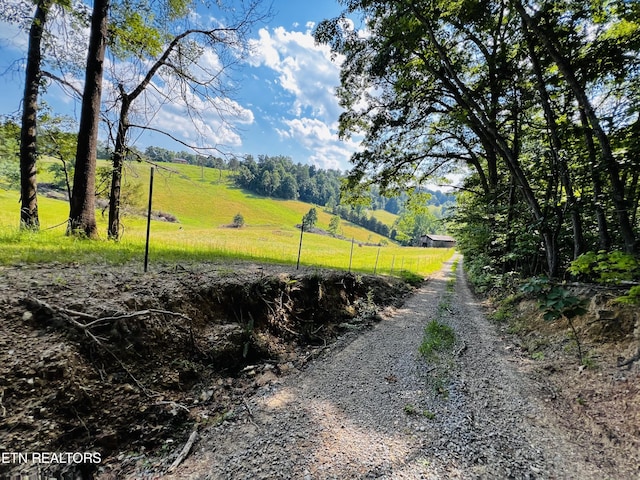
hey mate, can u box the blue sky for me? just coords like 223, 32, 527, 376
0, 0, 360, 171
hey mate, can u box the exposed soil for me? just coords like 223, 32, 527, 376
0, 261, 413, 479
1, 256, 638, 479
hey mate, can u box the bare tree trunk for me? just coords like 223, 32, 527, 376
68, 0, 109, 238
20, 0, 51, 230
107, 94, 130, 239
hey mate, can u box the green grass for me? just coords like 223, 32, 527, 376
0, 163, 455, 275
419, 319, 456, 359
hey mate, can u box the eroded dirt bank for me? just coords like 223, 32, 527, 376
0, 261, 414, 479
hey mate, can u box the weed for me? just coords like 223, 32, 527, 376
531, 351, 545, 361
404, 404, 417, 415
422, 410, 436, 420
419, 320, 455, 359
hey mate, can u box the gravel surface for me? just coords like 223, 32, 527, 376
160, 255, 626, 479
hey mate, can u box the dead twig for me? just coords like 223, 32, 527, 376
23, 297, 161, 397
167, 427, 198, 473
154, 401, 191, 414
243, 397, 253, 418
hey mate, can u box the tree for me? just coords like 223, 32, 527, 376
105, 0, 268, 239
232, 213, 245, 228
328, 215, 340, 236
316, 0, 640, 277
302, 207, 318, 229
68, 0, 109, 237
18, 0, 55, 230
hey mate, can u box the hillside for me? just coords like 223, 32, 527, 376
0, 161, 454, 275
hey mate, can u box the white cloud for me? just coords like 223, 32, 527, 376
278, 117, 358, 171
245, 25, 359, 169
248, 26, 343, 120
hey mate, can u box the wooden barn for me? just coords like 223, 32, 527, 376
420, 234, 457, 248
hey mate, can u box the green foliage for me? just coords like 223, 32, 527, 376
232, 213, 245, 228
615, 285, 640, 305
521, 277, 588, 361
328, 215, 340, 236
0, 120, 20, 190
539, 287, 588, 322
520, 277, 586, 321
419, 320, 455, 359
302, 207, 318, 229
235, 155, 340, 204
109, 2, 173, 59
568, 251, 639, 284
0, 157, 20, 190
318, 0, 640, 283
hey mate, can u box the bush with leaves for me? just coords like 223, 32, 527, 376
232, 213, 245, 228
521, 277, 588, 362
568, 251, 639, 284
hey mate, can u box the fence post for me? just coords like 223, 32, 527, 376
144, 166, 155, 273
349, 237, 355, 272
390, 255, 395, 275
296, 218, 304, 270
374, 247, 380, 275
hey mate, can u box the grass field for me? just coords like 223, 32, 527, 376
0, 161, 454, 276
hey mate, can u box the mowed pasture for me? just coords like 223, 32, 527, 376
0, 161, 454, 275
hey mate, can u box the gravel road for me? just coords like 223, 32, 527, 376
164, 255, 624, 479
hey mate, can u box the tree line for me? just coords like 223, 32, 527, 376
316, 0, 640, 278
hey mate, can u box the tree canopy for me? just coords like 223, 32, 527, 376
316, 0, 640, 277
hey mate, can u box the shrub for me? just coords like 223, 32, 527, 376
568, 250, 639, 284
232, 213, 245, 228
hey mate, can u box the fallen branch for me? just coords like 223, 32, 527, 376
155, 400, 191, 414
167, 427, 198, 473
617, 349, 640, 369
24, 298, 194, 329
22, 297, 162, 397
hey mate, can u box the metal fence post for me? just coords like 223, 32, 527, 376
144, 167, 155, 273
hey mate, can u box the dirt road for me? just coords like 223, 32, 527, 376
161, 255, 629, 479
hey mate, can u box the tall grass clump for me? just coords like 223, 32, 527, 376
419, 319, 456, 359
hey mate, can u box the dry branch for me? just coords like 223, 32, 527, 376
167, 428, 198, 473
21, 297, 173, 397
